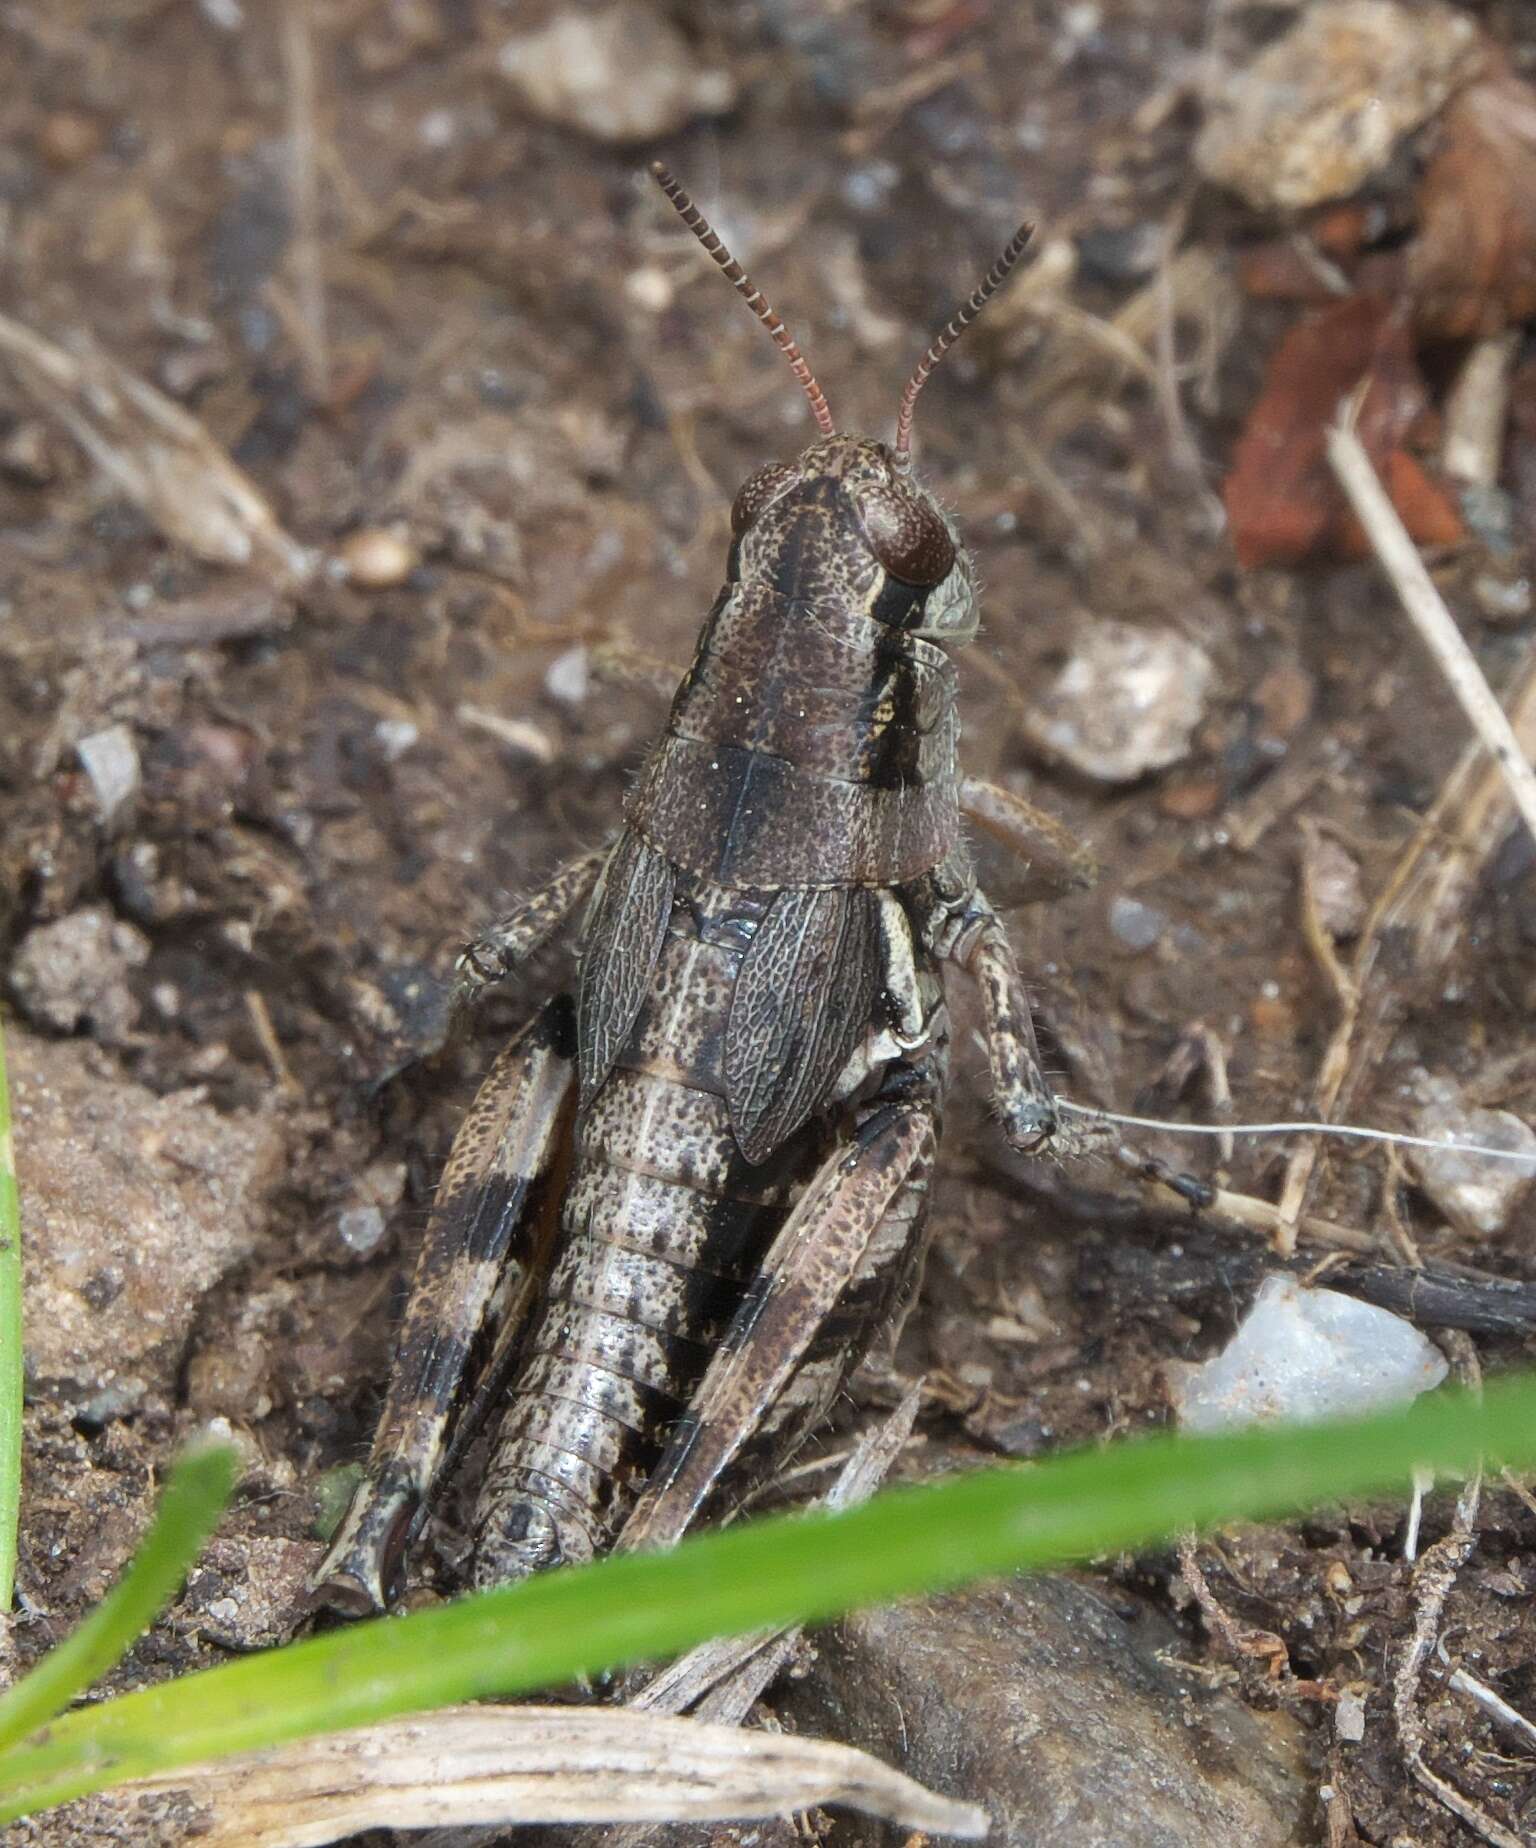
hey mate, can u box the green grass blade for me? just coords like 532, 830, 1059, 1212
3, 1373, 1536, 1822
0, 1440, 237, 1755
0, 1019, 22, 1615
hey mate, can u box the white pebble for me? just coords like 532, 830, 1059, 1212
1168, 1276, 1447, 1436
1409, 1074, 1536, 1236
1335, 1689, 1367, 1743
337, 526, 419, 589
374, 718, 420, 762
338, 1206, 387, 1257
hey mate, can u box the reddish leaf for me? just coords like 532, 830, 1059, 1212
1224, 295, 1463, 568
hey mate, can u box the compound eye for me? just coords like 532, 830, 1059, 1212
731, 462, 796, 535
856, 485, 956, 586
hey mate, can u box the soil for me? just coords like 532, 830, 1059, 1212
2, 3, 1535, 1844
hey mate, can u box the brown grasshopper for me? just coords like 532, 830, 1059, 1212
314, 165, 1096, 1613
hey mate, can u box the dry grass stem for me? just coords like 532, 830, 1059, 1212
1449, 1668, 1536, 1753
1272, 821, 1366, 1255
1327, 417, 1536, 847
0, 314, 311, 584
1442, 331, 1521, 488
1393, 1483, 1518, 1847
244, 990, 300, 1098
129, 1704, 988, 1847
281, 0, 329, 403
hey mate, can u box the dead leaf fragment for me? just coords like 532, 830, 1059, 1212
130, 1704, 991, 1847
1224, 296, 1462, 568
1410, 66, 1536, 339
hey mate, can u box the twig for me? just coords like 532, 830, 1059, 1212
1327, 416, 1536, 849
1449, 1668, 1536, 1755
1442, 332, 1521, 489
281, 0, 328, 404
1392, 1344, 1515, 1845
244, 991, 300, 1099
1272, 821, 1365, 1255
131, 1703, 988, 1846
1176, 1534, 1289, 1677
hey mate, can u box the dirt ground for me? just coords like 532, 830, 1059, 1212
2, 2, 1536, 1843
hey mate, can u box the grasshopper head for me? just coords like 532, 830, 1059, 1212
730, 436, 977, 645
649, 164, 1030, 652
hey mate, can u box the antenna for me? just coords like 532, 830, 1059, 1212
893, 221, 1034, 465
650, 162, 836, 438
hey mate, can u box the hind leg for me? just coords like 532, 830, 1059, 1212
313, 995, 577, 1612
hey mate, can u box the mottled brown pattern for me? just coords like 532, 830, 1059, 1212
315, 435, 1091, 1612
576, 828, 674, 1104
725, 885, 880, 1161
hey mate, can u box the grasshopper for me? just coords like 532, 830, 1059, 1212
314, 165, 1097, 1613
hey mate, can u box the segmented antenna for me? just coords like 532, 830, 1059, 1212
650, 162, 836, 438
893, 221, 1034, 466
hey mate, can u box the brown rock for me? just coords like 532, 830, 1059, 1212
1195, 0, 1483, 212
1020, 620, 1214, 785
10, 1031, 285, 1408
786, 1577, 1311, 1847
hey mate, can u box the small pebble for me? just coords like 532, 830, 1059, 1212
1473, 573, 1532, 623
624, 265, 675, 313
338, 1205, 387, 1257
374, 718, 420, 762
0, 421, 58, 486
1076, 222, 1165, 287
1335, 1690, 1367, 1744
10, 906, 149, 1041
1158, 774, 1224, 821
1307, 834, 1366, 940
36, 110, 106, 169
1253, 662, 1314, 746
1248, 992, 1297, 1039
1168, 1275, 1448, 1435
544, 645, 590, 706
76, 723, 141, 829
1408, 1073, 1536, 1236
1108, 895, 1165, 953
1020, 619, 1214, 785
337, 526, 418, 589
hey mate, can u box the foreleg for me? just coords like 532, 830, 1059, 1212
313, 995, 578, 1612
616, 1085, 939, 1556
